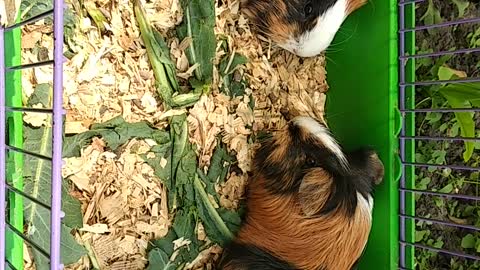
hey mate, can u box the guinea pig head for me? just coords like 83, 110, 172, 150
254, 115, 383, 216
240, 0, 368, 57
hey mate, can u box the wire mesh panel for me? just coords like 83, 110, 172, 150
398, 0, 480, 269
0, 0, 64, 269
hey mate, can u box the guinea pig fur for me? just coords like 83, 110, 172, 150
240, 0, 368, 57
217, 116, 384, 270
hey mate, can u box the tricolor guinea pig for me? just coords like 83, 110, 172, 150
240, 0, 368, 57
217, 115, 384, 270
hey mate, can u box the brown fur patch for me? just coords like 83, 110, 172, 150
268, 129, 291, 164
236, 175, 372, 270
240, 0, 297, 44
268, 17, 296, 44
346, 0, 368, 15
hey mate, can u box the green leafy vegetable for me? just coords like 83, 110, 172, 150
176, 0, 216, 83
218, 53, 249, 98
205, 142, 233, 193
22, 84, 86, 270
147, 248, 176, 270
133, 0, 178, 106
66, 112, 242, 268
64, 116, 170, 158
141, 114, 240, 267
19, 0, 77, 46
133, 0, 204, 108
194, 174, 235, 245
219, 53, 248, 76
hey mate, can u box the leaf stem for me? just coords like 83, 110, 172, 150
193, 171, 234, 240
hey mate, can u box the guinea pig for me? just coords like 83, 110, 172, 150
216, 115, 384, 270
240, 0, 368, 57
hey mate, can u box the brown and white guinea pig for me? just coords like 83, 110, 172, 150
217, 115, 384, 270
240, 0, 368, 57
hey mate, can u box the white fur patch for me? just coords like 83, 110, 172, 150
357, 192, 374, 214
278, 0, 347, 57
292, 116, 349, 170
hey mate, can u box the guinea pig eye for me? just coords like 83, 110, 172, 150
306, 157, 316, 167
303, 3, 313, 17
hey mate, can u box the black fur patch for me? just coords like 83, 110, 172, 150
284, 0, 339, 36
217, 241, 298, 270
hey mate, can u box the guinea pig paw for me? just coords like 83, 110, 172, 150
369, 152, 384, 185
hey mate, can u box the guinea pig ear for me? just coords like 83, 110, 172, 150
298, 169, 332, 217
346, 0, 368, 15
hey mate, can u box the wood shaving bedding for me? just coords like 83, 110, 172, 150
17, 0, 329, 268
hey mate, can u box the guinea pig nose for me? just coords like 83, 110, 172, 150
369, 152, 384, 185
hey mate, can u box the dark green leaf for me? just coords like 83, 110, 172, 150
207, 143, 233, 184
61, 183, 83, 228
176, 0, 216, 83
172, 209, 197, 240
194, 175, 234, 245
218, 208, 242, 234
151, 229, 178, 257
143, 142, 173, 190
27, 84, 51, 107
147, 248, 176, 270
23, 124, 86, 270
64, 116, 169, 157
133, 0, 179, 106
219, 53, 248, 76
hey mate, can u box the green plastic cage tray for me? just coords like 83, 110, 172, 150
325, 0, 403, 269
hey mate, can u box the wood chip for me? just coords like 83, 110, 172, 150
21, 0, 331, 268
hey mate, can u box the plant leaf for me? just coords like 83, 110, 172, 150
437, 66, 467, 81
147, 248, 176, 270
219, 53, 248, 76
23, 124, 86, 269
63, 115, 170, 158
133, 0, 179, 107
207, 142, 233, 185
416, 230, 427, 242
438, 183, 453, 194
194, 174, 234, 245
176, 0, 216, 83
439, 83, 480, 162
438, 83, 480, 107
27, 224, 87, 270
461, 234, 476, 249
451, 0, 469, 17
419, 0, 442, 34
